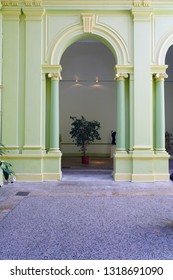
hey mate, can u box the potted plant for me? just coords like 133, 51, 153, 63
70, 115, 101, 164
0, 144, 15, 186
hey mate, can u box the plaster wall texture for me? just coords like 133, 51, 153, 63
0, 0, 173, 181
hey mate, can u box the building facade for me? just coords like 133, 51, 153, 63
1, 0, 173, 181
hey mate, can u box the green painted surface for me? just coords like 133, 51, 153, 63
0, 2, 171, 181
155, 78, 165, 150
50, 77, 60, 150
116, 77, 126, 150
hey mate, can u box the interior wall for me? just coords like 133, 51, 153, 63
59, 40, 116, 156
165, 45, 173, 135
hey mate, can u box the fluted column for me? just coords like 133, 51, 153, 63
48, 70, 62, 152
115, 73, 128, 151
155, 73, 167, 151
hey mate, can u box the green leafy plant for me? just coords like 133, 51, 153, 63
70, 115, 101, 157
0, 161, 15, 182
0, 144, 15, 183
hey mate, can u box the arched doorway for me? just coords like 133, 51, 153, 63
59, 40, 116, 177
44, 22, 131, 181
165, 45, 173, 174
165, 45, 173, 156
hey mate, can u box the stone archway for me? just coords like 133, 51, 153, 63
44, 18, 131, 180
59, 39, 116, 173
48, 18, 129, 65
155, 28, 173, 65
153, 31, 173, 176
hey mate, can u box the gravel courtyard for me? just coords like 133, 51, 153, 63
1, 172, 173, 260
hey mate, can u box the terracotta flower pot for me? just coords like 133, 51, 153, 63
81, 156, 89, 164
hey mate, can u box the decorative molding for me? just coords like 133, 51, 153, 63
1, 0, 42, 6
0, 1, 170, 8
81, 14, 95, 33
115, 73, 128, 80
24, 0, 33, 5
132, 146, 153, 151
24, 0, 42, 6
11, 0, 19, 6
1, 0, 10, 5
47, 65, 62, 80
154, 73, 168, 81
150, 65, 168, 74
133, 0, 142, 7
34, 0, 42, 6
48, 73, 62, 80
133, 1, 150, 7
143, 1, 150, 7
42, 64, 62, 75
115, 65, 134, 74
22, 7, 45, 19
2, 8, 21, 19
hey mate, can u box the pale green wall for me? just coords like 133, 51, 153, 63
1, 1, 173, 181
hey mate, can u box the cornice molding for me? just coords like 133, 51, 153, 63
115, 64, 134, 74
22, 6, 45, 19
24, 0, 42, 6
1, 0, 42, 7
1, 6, 21, 18
132, 7, 153, 21
42, 64, 62, 75
41, 1, 173, 8
1, 1, 173, 10
11, 0, 19, 5
133, 1, 151, 7
150, 65, 168, 74
1, 0, 10, 6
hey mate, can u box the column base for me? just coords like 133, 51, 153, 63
3, 151, 62, 181
113, 151, 131, 181
22, 146, 45, 155
49, 148, 61, 153
113, 150, 170, 182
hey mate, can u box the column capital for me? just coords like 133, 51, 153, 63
47, 64, 62, 80
48, 72, 62, 81
154, 73, 168, 81
115, 73, 128, 81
